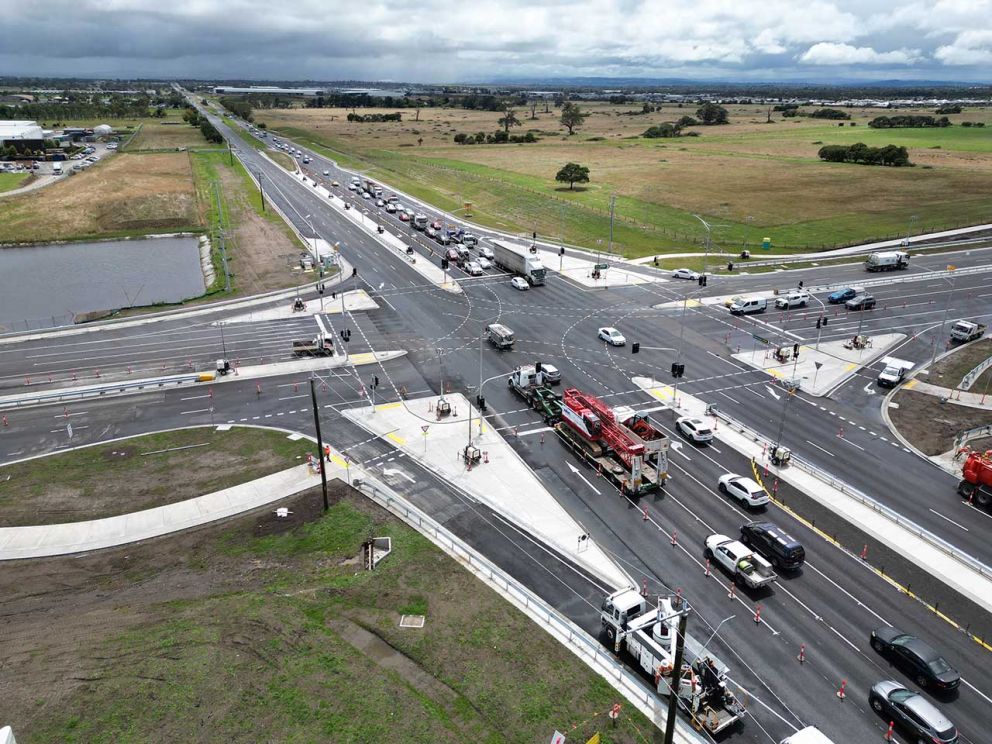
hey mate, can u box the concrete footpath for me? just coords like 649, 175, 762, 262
733, 333, 905, 396
341, 393, 630, 589
632, 377, 992, 617
0, 458, 341, 560
216, 289, 378, 324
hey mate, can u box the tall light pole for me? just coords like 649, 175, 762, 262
607, 193, 617, 256
662, 610, 688, 744
559, 202, 565, 272
255, 168, 265, 212
743, 215, 753, 254
309, 376, 330, 511
928, 264, 958, 372
698, 614, 736, 658
810, 294, 826, 351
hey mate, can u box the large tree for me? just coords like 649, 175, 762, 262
555, 162, 590, 190
498, 108, 521, 133
695, 102, 729, 125
560, 102, 588, 135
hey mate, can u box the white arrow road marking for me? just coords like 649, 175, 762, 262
382, 467, 415, 483
765, 385, 781, 400
566, 461, 602, 495
669, 441, 692, 461
863, 383, 876, 395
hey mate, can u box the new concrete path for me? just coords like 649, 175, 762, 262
631, 377, 992, 616
0, 457, 341, 560
215, 289, 378, 323
341, 393, 630, 589
902, 379, 992, 410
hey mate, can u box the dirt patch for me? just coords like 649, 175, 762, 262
0, 427, 313, 526
889, 389, 992, 455
0, 153, 199, 243
0, 483, 647, 743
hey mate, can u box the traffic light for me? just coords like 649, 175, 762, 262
441, 257, 449, 269
632, 342, 640, 354
816, 317, 822, 329
559, 246, 565, 256
372, 375, 380, 388
340, 329, 351, 342
476, 394, 486, 411
535, 362, 543, 373
670, 362, 685, 378
352, 267, 358, 277
798, 280, 804, 289
697, 275, 704, 287
793, 343, 800, 358
701, 274, 708, 287
318, 284, 324, 295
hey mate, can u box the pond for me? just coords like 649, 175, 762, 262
0, 236, 205, 332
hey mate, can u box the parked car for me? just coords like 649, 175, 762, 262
870, 628, 960, 691
672, 268, 700, 280
676, 416, 714, 444
828, 286, 863, 304
598, 327, 626, 346
869, 681, 958, 744
740, 521, 805, 570
510, 276, 529, 291
718, 474, 769, 507
846, 293, 876, 311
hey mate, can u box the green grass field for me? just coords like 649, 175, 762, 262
0, 171, 29, 193
257, 104, 992, 258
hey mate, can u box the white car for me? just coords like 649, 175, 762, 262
361, 191, 371, 199
676, 416, 713, 443
478, 246, 494, 260
347, 183, 358, 191
477, 256, 491, 270
466, 261, 483, 276
598, 327, 626, 346
540, 363, 561, 384
510, 276, 529, 291
323, 169, 330, 176
672, 268, 700, 280
385, 203, 397, 213
331, 180, 340, 187
376, 199, 386, 207
718, 473, 769, 507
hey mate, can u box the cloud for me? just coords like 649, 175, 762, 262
0, 0, 985, 81
798, 42, 923, 65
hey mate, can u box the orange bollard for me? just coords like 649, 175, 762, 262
797, 643, 806, 663
2, 415, 7, 427
95, 369, 100, 378
642, 506, 648, 521
754, 605, 762, 624
208, 387, 214, 398
24, 377, 30, 386
884, 721, 894, 741
256, 383, 261, 396
641, 578, 648, 597
860, 544, 868, 560
836, 680, 847, 700
127, 366, 132, 375
704, 559, 711, 576
670, 530, 678, 546
728, 582, 736, 600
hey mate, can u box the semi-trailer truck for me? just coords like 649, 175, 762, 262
491, 239, 546, 285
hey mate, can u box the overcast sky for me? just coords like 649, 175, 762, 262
1, 0, 990, 83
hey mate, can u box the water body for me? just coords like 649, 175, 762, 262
0, 236, 205, 331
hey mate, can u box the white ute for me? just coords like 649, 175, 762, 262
704, 534, 777, 589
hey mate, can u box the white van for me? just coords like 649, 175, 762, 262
779, 726, 836, 744
730, 296, 768, 315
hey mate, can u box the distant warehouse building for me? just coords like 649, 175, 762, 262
0, 120, 45, 151
213, 86, 325, 97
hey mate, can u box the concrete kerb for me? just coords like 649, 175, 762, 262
352, 473, 708, 744
632, 377, 992, 616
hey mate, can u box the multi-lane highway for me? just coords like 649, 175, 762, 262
1, 96, 990, 743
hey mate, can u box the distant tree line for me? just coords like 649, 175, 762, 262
936, 104, 962, 114
181, 106, 223, 143
818, 143, 911, 166
346, 112, 402, 122
642, 116, 700, 138
453, 130, 538, 145
780, 107, 850, 119
961, 121, 986, 127
868, 115, 950, 128
219, 96, 253, 121
0, 95, 156, 123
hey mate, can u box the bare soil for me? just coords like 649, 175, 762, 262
0, 483, 646, 743
889, 389, 992, 455
929, 337, 992, 389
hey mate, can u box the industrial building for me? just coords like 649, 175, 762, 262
0, 120, 45, 149
213, 86, 325, 97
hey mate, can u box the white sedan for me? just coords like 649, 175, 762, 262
676, 416, 713, 443
510, 277, 529, 291
477, 256, 491, 270
598, 327, 626, 346
718, 473, 769, 507
672, 268, 700, 280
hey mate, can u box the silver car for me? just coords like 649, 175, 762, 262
869, 680, 957, 744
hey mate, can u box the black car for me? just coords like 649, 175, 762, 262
845, 293, 876, 311
869, 680, 958, 743
870, 627, 960, 690
739, 521, 805, 571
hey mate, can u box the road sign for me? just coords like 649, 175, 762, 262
550, 732, 566, 744
594, 263, 609, 270
751, 333, 770, 345
421, 425, 429, 434
814, 361, 823, 369
66, 422, 73, 439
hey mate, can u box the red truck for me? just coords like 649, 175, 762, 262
958, 450, 992, 508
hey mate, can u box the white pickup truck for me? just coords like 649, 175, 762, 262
704, 534, 777, 589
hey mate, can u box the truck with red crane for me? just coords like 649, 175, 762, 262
556, 387, 669, 496
958, 449, 992, 509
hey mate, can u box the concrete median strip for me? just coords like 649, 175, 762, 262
341, 393, 630, 589
632, 376, 992, 619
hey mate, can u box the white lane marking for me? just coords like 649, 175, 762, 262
765, 385, 781, 400
52, 411, 88, 418
180, 394, 211, 401
838, 437, 865, 452
566, 461, 601, 495
748, 387, 766, 399
517, 426, 553, 437
805, 439, 835, 457
719, 392, 741, 404
928, 508, 969, 531
670, 441, 692, 461
49, 425, 88, 433
180, 408, 211, 415
279, 394, 309, 401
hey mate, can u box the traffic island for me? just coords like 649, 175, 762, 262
341, 393, 629, 589
732, 333, 905, 396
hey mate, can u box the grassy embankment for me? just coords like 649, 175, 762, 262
0, 427, 313, 526
258, 104, 992, 259
0, 172, 30, 193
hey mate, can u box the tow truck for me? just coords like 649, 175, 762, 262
958, 449, 992, 509
556, 387, 669, 495
601, 588, 747, 735
507, 365, 562, 423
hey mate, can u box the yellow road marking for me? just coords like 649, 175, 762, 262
376, 402, 402, 411
386, 432, 406, 446
903, 379, 918, 389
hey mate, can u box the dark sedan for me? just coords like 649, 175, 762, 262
845, 293, 876, 311
870, 627, 960, 690
869, 680, 958, 743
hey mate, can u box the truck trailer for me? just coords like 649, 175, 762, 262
491, 239, 547, 285
865, 251, 909, 272
292, 334, 335, 357
507, 365, 562, 423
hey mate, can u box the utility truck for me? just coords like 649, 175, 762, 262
950, 320, 986, 343
958, 449, 992, 509
600, 589, 747, 735
704, 534, 777, 589
865, 251, 909, 272
507, 365, 562, 423
491, 239, 546, 285
292, 334, 335, 357
556, 388, 669, 496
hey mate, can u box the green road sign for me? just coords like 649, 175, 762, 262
594, 263, 609, 270
751, 333, 770, 344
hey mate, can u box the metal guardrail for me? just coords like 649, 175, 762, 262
353, 474, 709, 744
0, 374, 205, 408
712, 409, 992, 580
954, 424, 992, 451
960, 355, 992, 391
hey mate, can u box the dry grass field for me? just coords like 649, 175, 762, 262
0, 152, 200, 243
127, 120, 214, 151
258, 103, 992, 257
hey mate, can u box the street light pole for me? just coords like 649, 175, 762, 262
662, 610, 688, 744
256, 168, 265, 212
928, 265, 957, 372
743, 215, 753, 253
607, 193, 617, 256
309, 376, 330, 511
